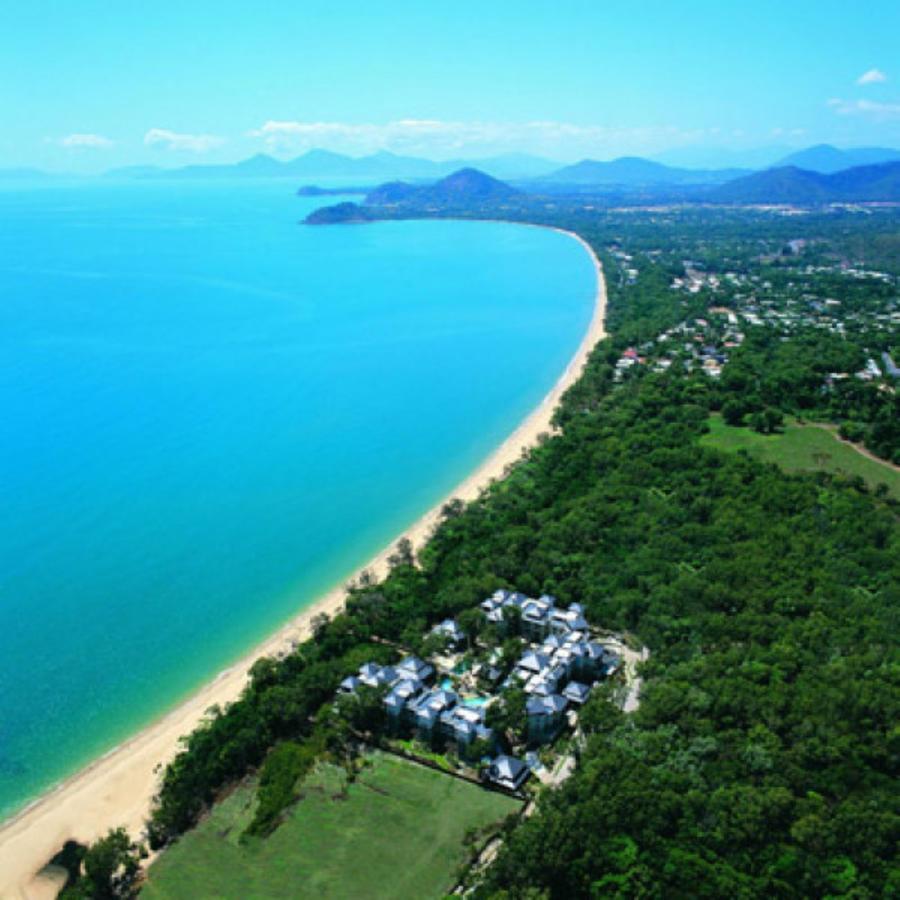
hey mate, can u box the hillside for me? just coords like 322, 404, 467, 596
538, 156, 748, 187
713, 160, 900, 203
414, 167, 520, 203
303, 201, 375, 225
306, 168, 519, 223
775, 143, 900, 174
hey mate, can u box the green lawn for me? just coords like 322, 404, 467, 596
700, 415, 900, 500
141, 753, 519, 900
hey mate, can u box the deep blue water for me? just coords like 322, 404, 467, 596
0, 180, 594, 819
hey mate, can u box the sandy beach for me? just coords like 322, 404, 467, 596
0, 227, 606, 899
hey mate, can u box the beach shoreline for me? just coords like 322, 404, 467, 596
0, 225, 606, 899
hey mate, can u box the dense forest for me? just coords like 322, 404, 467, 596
62, 209, 899, 899
473, 367, 898, 898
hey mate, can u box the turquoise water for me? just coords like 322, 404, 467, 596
0, 180, 595, 820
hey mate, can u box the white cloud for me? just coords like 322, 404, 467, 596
144, 128, 224, 153
247, 118, 719, 158
857, 68, 887, 86
828, 97, 900, 120
60, 133, 113, 149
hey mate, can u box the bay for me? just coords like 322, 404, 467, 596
0, 180, 594, 819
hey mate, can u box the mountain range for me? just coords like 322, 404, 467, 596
711, 160, 900, 204
101, 150, 558, 182
532, 156, 749, 188
5, 144, 900, 203
772, 144, 900, 174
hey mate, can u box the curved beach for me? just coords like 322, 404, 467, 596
0, 227, 606, 899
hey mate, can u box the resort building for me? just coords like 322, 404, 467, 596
526, 694, 568, 744
430, 618, 466, 649
337, 590, 624, 786
485, 754, 530, 792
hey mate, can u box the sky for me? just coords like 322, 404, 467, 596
3, 0, 900, 172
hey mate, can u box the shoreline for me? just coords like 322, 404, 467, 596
0, 225, 606, 899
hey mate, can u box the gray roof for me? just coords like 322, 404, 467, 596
431, 618, 465, 640
475, 724, 493, 743
518, 651, 551, 673
524, 678, 552, 697
413, 687, 456, 714
563, 681, 591, 703
488, 754, 529, 786
358, 663, 398, 688
546, 694, 568, 713
396, 656, 434, 681
527, 694, 568, 716
522, 600, 552, 621
391, 678, 422, 700
384, 688, 408, 710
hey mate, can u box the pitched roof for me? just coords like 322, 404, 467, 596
563, 681, 591, 703
396, 656, 433, 681
488, 754, 529, 787
494, 754, 524, 777
431, 618, 465, 640
518, 650, 551, 673
527, 694, 568, 716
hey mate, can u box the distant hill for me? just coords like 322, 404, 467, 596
363, 181, 423, 205
537, 156, 749, 188
774, 144, 900, 174
365, 168, 519, 206
103, 150, 558, 183
712, 161, 900, 204
306, 168, 519, 224
420, 167, 520, 203
304, 201, 376, 225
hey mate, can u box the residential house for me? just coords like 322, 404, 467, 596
486, 754, 530, 791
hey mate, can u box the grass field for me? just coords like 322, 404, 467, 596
700, 415, 900, 500
141, 753, 520, 900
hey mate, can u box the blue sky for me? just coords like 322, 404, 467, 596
4, 0, 900, 171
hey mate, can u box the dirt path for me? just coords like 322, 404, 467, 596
805, 422, 900, 474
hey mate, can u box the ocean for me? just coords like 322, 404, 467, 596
0, 180, 595, 820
